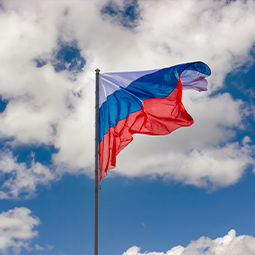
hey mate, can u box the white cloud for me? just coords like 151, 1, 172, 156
135, 0, 255, 91
0, 207, 40, 255
35, 244, 44, 251
0, 150, 56, 199
116, 137, 254, 190
123, 230, 255, 255
46, 244, 55, 250
0, 0, 255, 196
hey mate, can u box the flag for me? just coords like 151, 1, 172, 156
99, 61, 211, 180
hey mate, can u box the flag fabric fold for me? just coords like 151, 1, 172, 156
99, 61, 211, 180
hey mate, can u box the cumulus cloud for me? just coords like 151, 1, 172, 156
0, 207, 40, 254
123, 230, 255, 255
0, 150, 56, 199
135, 0, 255, 90
116, 137, 255, 190
0, 0, 255, 196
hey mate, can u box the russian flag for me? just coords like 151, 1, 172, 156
99, 61, 211, 180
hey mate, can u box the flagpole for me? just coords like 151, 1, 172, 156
95, 68, 100, 255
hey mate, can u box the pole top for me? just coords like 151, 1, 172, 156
95, 68, 100, 74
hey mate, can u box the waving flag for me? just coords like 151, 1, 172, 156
99, 61, 211, 180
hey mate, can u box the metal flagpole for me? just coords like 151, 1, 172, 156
94, 68, 100, 255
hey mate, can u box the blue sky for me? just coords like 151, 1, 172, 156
1, 0, 255, 255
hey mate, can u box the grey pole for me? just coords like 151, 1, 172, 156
94, 68, 100, 255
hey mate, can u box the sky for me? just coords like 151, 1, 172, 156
1, 0, 255, 254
